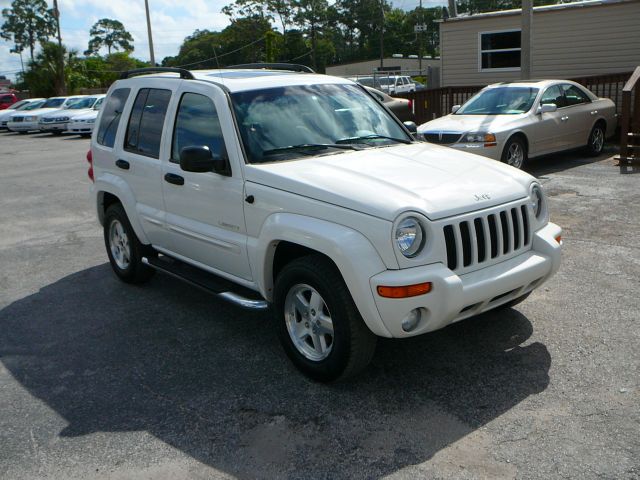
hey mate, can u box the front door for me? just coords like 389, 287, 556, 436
530, 85, 572, 156
161, 83, 252, 281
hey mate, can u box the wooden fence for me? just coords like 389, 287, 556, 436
398, 71, 634, 125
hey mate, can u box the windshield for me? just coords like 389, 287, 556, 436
93, 97, 105, 110
231, 83, 410, 164
457, 87, 539, 115
42, 98, 65, 108
66, 97, 96, 109
9, 100, 29, 110
21, 100, 46, 110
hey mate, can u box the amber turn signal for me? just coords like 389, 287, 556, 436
484, 133, 497, 147
377, 282, 432, 298
555, 235, 562, 244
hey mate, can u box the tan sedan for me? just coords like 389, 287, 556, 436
417, 80, 617, 169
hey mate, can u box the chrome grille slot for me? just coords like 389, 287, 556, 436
442, 201, 532, 273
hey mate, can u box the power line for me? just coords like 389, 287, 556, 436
175, 35, 267, 68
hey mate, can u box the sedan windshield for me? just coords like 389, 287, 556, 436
457, 87, 539, 115
66, 97, 97, 109
231, 84, 410, 163
42, 98, 65, 108
21, 100, 46, 110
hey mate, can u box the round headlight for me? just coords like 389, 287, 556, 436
395, 217, 425, 258
531, 185, 544, 219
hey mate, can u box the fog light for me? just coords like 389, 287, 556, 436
401, 308, 422, 332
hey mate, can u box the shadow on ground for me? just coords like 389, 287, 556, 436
525, 144, 617, 177
0, 264, 551, 477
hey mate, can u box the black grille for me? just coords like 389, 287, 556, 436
443, 204, 531, 271
423, 132, 462, 145
13, 116, 24, 123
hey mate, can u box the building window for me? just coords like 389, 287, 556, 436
479, 30, 521, 71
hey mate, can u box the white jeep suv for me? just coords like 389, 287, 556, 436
90, 65, 562, 381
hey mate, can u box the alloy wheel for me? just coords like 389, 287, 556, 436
108, 219, 131, 270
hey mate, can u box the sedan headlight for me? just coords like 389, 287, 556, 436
531, 184, 545, 219
461, 132, 497, 146
86, 119, 95, 124
395, 217, 425, 257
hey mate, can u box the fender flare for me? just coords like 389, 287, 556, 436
251, 213, 393, 337
93, 173, 150, 244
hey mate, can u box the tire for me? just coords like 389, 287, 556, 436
103, 203, 155, 284
501, 136, 527, 169
273, 254, 377, 382
586, 123, 605, 156
52, 130, 63, 136
18, 131, 28, 135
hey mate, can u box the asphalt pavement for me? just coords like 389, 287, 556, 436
0, 131, 638, 479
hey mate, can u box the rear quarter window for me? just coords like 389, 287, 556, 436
97, 88, 131, 148
124, 88, 172, 159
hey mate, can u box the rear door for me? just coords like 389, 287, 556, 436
160, 81, 252, 281
108, 82, 175, 247
558, 83, 594, 148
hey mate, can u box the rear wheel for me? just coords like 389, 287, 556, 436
586, 123, 605, 156
501, 136, 527, 169
103, 203, 155, 284
274, 255, 377, 382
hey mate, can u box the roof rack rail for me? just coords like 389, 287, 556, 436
120, 67, 195, 80
226, 63, 315, 74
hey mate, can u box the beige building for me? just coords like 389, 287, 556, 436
439, 0, 640, 86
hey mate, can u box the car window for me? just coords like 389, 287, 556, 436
22, 100, 46, 110
42, 98, 65, 108
124, 88, 171, 159
9, 100, 29, 109
97, 88, 131, 148
0, 95, 13, 103
561, 84, 590, 107
457, 87, 539, 115
171, 92, 227, 164
540, 85, 564, 107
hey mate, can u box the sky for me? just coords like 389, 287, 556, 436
0, 0, 446, 80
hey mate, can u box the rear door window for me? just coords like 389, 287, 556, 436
561, 84, 590, 107
97, 88, 131, 148
124, 88, 172, 158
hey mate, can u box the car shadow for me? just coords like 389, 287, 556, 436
0, 264, 550, 478
525, 144, 617, 177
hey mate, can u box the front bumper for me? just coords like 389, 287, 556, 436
67, 123, 94, 134
369, 222, 561, 337
446, 142, 503, 160
39, 121, 69, 132
7, 120, 39, 132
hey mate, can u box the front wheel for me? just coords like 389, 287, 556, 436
103, 203, 155, 284
501, 136, 527, 169
274, 255, 377, 382
586, 123, 605, 156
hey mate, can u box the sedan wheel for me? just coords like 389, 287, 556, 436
587, 124, 605, 156
501, 137, 527, 169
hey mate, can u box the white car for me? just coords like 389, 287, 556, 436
90, 66, 561, 381
417, 80, 617, 169
39, 95, 106, 135
378, 75, 415, 95
7, 96, 86, 133
0, 98, 46, 129
66, 97, 105, 137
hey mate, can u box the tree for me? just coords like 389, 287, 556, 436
85, 18, 134, 56
1, 0, 56, 62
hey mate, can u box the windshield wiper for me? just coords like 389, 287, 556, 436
335, 134, 411, 145
263, 143, 361, 156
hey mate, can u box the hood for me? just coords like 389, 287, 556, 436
244, 143, 534, 221
418, 113, 527, 134
10, 107, 58, 118
41, 108, 92, 119
0, 109, 18, 120
70, 110, 99, 121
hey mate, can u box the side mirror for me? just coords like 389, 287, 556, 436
179, 146, 230, 176
403, 121, 417, 134
451, 105, 461, 114
537, 103, 557, 114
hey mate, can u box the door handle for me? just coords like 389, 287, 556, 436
164, 173, 184, 186
561, 116, 569, 122
115, 159, 130, 170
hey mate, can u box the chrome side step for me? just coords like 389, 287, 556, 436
142, 256, 269, 311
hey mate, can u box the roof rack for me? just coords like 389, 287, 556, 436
226, 63, 315, 74
120, 67, 195, 80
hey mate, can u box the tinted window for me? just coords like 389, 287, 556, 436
125, 88, 171, 159
561, 84, 590, 106
97, 88, 131, 148
42, 98, 65, 108
171, 93, 226, 164
540, 85, 564, 107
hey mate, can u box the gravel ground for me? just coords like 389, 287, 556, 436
0, 131, 638, 480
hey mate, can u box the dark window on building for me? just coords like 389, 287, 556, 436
171, 93, 226, 164
125, 88, 172, 158
480, 30, 521, 70
97, 88, 131, 148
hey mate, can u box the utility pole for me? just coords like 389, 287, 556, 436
144, 0, 156, 66
521, 0, 532, 79
447, 0, 457, 18
379, 0, 384, 69
416, 0, 425, 74
52, 0, 66, 95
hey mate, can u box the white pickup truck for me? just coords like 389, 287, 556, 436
89, 65, 562, 381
